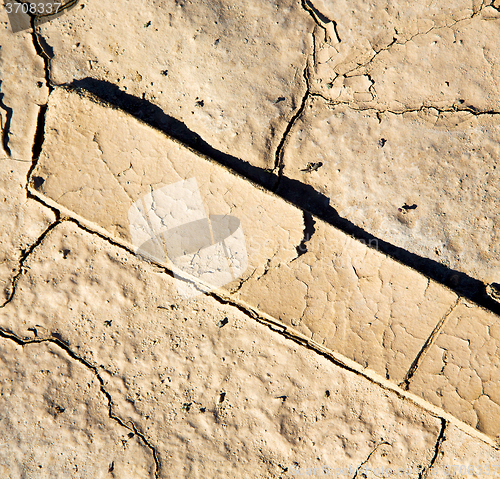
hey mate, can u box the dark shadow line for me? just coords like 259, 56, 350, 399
303, 0, 333, 26
67, 78, 500, 316
0, 82, 13, 156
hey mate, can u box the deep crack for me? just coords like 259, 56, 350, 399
29, 17, 54, 94
31, 104, 48, 164
273, 64, 310, 190
399, 297, 461, 391
301, 0, 341, 44
419, 419, 447, 479
27, 10, 54, 191
293, 210, 316, 260
0, 218, 60, 309
0, 26, 61, 308
0, 84, 13, 156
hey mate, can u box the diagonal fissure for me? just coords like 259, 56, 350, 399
0, 328, 161, 478
399, 297, 461, 391
30, 81, 500, 318
419, 418, 447, 479
0, 218, 60, 309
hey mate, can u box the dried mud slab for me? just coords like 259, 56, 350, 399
0, 159, 55, 303
307, 0, 472, 78
32, 88, 303, 252
0, 339, 155, 478
32, 87, 460, 384
310, 4, 500, 111
0, 13, 56, 304
409, 300, 500, 441
283, 2, 500, 287
235, 220, 458, 382
0, 13, 49, 159
0, 221, 444, 477
280, 99, 500, 285
38, 0, 314, 169
354, 8, 500, 112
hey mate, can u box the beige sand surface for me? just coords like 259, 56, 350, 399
1, 0, 500, 477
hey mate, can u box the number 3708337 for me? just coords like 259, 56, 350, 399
5, 2, 62, 15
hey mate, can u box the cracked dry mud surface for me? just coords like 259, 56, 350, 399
0, 159, 55, 304
409, 300, 500, 438
0, 338, 155, 477
33, 87, 460, 384
37, 0, 315, 169
28, 0, 500, 295
281, 2, 500, 287
1, 0, 500, 477
0, 222, 444, 477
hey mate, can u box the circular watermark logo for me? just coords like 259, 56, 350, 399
128, 178, 248, 299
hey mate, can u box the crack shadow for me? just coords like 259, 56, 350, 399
295, 210, 316, 258
69, 77, 276, 187
282, 178, 500, 316
0, 81, 13, 156
65, 78, 499, 317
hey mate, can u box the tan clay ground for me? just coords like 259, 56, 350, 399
1, 0, 500, 477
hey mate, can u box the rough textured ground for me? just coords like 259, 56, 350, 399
1, 0, 500, 477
